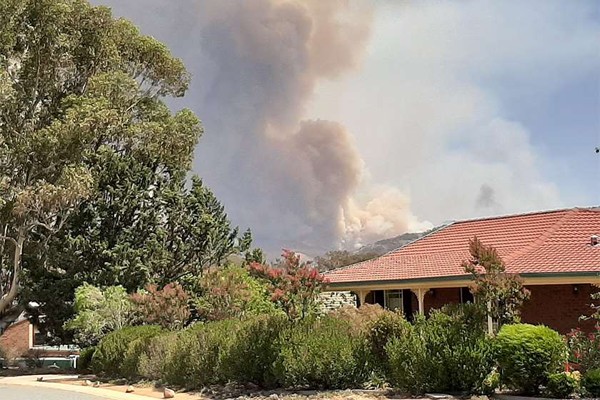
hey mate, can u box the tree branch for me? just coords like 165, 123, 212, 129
0, 235, 18, 248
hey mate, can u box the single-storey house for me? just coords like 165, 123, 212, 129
324, 207, 600, 333
0, 314, 78, 368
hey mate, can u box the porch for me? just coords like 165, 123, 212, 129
356, 287, 473, 320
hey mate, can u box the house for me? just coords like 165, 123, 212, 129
0, 314, 78, 368
324, 207, 600, 333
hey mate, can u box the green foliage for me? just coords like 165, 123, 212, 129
221, 315, 287, 387
566, 327, 600, 372
91, 325, 162, 377
64, 284, 134, 346
77, 347, 96, 372
1, 0, 250, 342
161, 320, 239, 388
329, 304, 388, 335
0, 0, 200, 319
131, 283, 190, 330
582, 368, 600, 397
545, 372, 579, 399
273, 316, 368, 389
463, 237, 530, 329
365, 309, 410, 372
194, 265, 278, 321
249, 250, 328, 321
385, 304, 494, 394
494, 324, 567, 394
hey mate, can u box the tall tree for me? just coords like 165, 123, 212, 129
0, 0, 201, 329
462, 237, 530, 331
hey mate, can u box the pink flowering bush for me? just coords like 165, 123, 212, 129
249, 250, 329, 320
566, 326, 600, 373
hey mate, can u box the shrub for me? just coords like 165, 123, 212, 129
365, 309, 410, 372
91, 325, 162, 377
222, 314, 287, 387
330, 304, 388, 334
273, 316, 368, 389
65, 284, 135, 347
137, 331, 178, 381
162, 320, 239, 389
545, 372, 579, 399
566, 326, 600, 372
77, 347, 96, 371
131, 283, 191, 330
249, 250, 328, 321
386, 305, 493, 394
195, 265, 279, 321
582, 368, 600, 398
495, 324, 567, 394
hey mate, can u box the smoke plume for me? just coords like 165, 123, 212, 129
193, 0, 428, 253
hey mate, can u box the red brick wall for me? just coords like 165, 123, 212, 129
0, 320, 31, 358
521, 284, 598, 334
424, 287, 462, 313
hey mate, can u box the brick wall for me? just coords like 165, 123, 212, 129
0, 320, 31, 358
521, 284, 598, 334
424, 287, 462, 313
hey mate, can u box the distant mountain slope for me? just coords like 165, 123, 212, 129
354, 232, 423, 256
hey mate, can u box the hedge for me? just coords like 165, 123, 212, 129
91, 306, 572, 395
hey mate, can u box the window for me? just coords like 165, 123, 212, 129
384, 290, 403, 312
460, 287, 474, 304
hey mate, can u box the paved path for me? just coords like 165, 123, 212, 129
0, 384, 109, 399
0, 375, 153, 400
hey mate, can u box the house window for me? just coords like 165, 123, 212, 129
384, 290, 404, 312
460, 287, 474, 304
33, 327, 48, 347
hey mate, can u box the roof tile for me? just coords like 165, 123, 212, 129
326, 208, 600, 284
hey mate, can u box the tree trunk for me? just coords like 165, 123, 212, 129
0, 230, 25, 317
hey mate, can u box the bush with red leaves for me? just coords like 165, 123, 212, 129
131, 283, 190, 330
249, 250, 329, 320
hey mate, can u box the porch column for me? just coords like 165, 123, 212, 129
357, 290, 369, 307
411, 288, 429, 315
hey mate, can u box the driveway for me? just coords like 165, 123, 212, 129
0, 385, 107, 399
0, 375, 153, 400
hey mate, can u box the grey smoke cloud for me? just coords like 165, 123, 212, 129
189, 0, 427, 253
476, 184, 498, 210
92, 0, 596, 255
91, 0, 424, 254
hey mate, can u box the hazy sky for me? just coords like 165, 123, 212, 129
93, 0, 600, 255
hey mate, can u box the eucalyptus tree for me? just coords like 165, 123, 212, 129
0, 0, 201, 327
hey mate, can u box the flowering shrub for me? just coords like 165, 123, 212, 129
131, 283, 190, 330
249, 250, 328, 320
566, 326, 600, 373
195, 265, 278, 321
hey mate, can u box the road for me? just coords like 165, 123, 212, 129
0, 384, 108, 399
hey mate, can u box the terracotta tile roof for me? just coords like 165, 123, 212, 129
326, 207, 600, 285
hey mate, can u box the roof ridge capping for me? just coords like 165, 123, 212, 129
448, 206, 598, 225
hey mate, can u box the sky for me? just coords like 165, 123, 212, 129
93, 0, 600, 256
